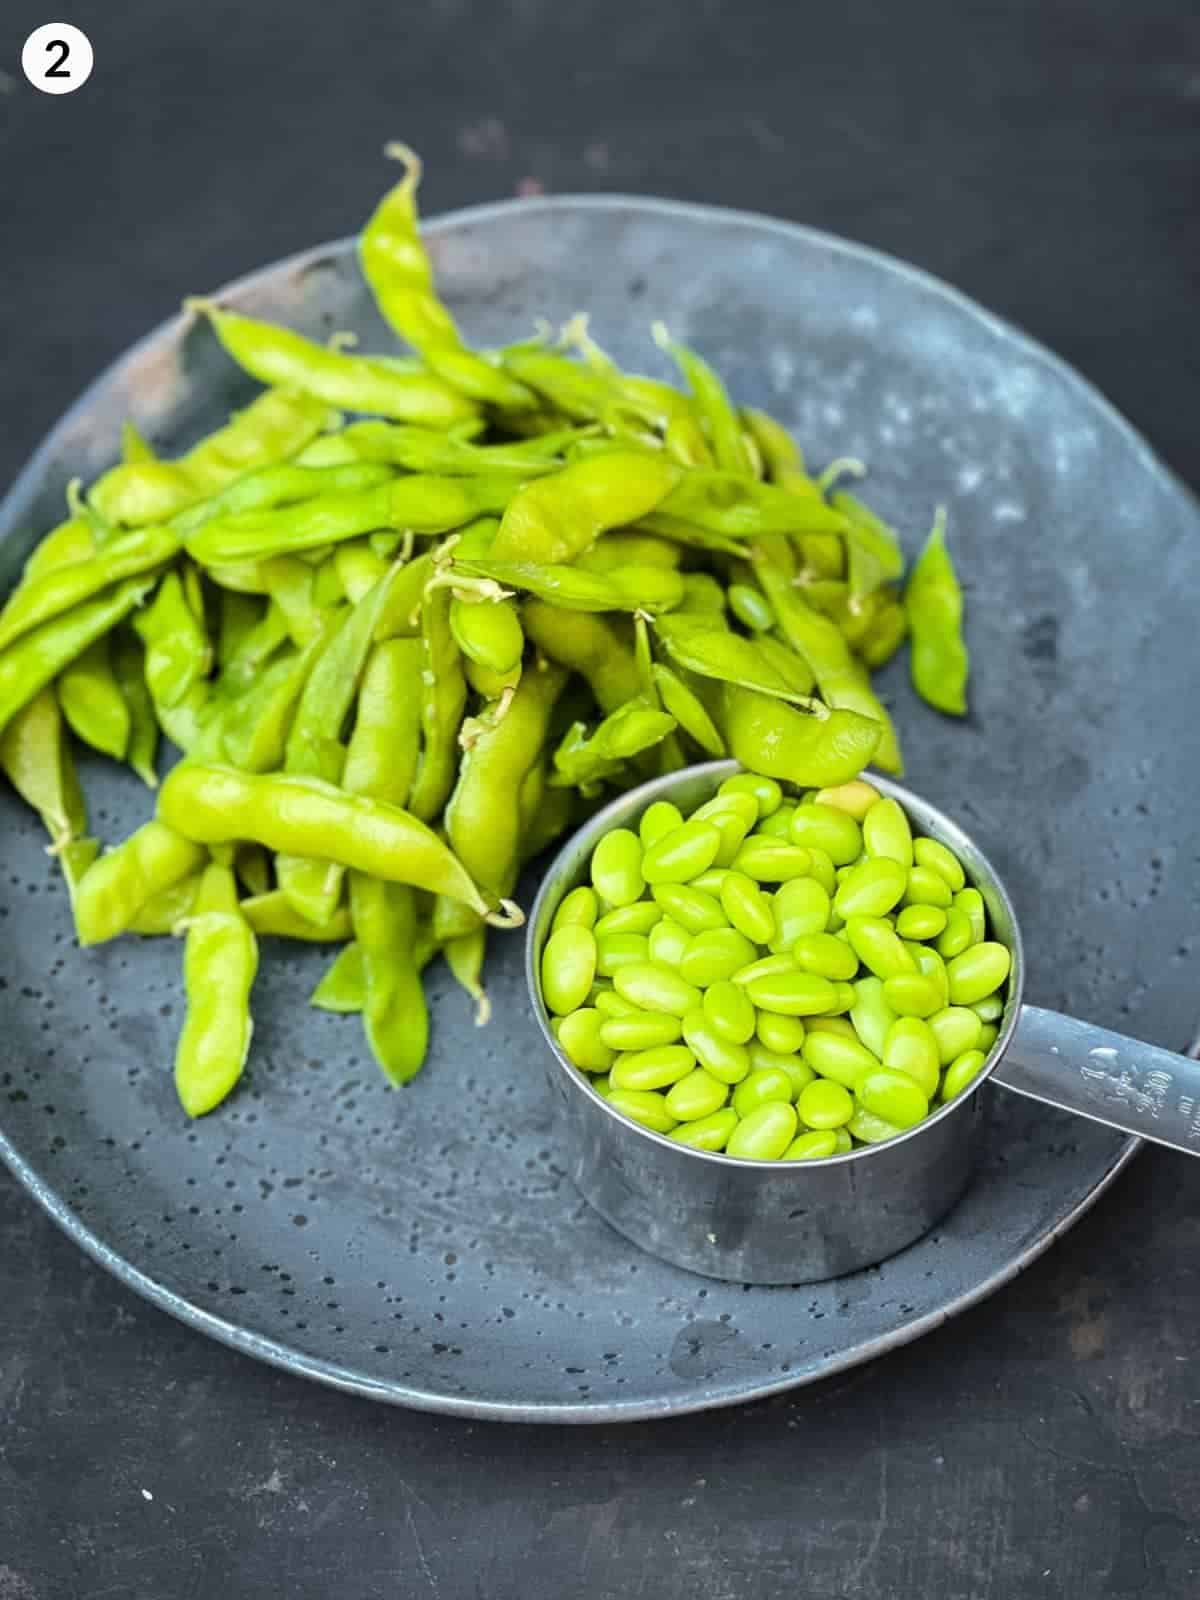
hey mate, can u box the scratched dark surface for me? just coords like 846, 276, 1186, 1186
2, 0, 1200, 1596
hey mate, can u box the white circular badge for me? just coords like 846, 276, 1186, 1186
22, 23, 94, 94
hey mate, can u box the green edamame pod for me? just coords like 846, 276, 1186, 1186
58, 637, 132, 761
444, 661, 567, 911
310, 941, 366, 1013
189, 299, 478, 427
522, 601, 641, 713
111, 630, 159, 787
0, 685, 87, 847
906, 509, 968, 716
158, 764, 508, 923
74, 820, 208, 946
174, 863, 258, 1117
350, 874, 429, 1084
720, 684, 882, 791
0, 576, 155, 740
91, 388, 334, 527
241, 891, 352, 942
650, 664, 726, 757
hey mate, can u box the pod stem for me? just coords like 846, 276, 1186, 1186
485, 898, 525, 931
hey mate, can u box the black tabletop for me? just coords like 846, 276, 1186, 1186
2, 2, 1199, 1595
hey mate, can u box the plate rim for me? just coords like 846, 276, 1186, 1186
0, 191, 1161, 1422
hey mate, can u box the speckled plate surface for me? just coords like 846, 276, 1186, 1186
2, 197, 1196, 1422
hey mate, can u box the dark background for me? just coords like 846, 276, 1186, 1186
1, 1, 1199, 1595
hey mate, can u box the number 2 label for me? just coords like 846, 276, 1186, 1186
22, 23, 94, 94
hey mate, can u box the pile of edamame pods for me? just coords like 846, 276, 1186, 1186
0, 146, 970, 1116
542, 776, 1010, 1158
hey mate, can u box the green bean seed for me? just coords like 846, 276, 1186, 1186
828, 980, 857, 1013
596, 932, 651, 976
977, 1023, 999, 1053
849, 976, 897, 1058
541, 925, 597, 1015
971, 994, 1004, 1023
613, 962, 702, 1016
845, 916, 917, 980
669, 1108, 738, 1150
935, 906, 973, 958
665, 1068, 729, 1121
639, 799, 683, 848
754, 803, 797, 840
882, 1017, 940, 1097
784, 1129, 839, 1161
591, 1074, 612, 1098
648, 915, 691, 965
682, 1009, 751, 1083
748, 1044, 813, 1098
833, 856, 908, 919
732, 953, 796, 985
813, 779, 881, 819
954, 887, 987, 944
610, 1044, 696, 1091
861, 797, 913, 867
847, 1107, 905, 1144
703, 979, 757, 1044
788, 802, 862, 864
690, 867, 732, 896
641, 819, 723, 885
746, 970, 839, 1017
606, 1088, 678, 1134
913, 836, 966, 892
946, 942, 1011, 1005
904, 866, 954, 908
651, 882, 727, 934
792, 932, 859, 981
732, 838, 812, 883
804, 1029, 879, 1089
720, 871, 776, 945
599, 1009, 682, 1051
881, 973, 944, 1019
726, 1101, 797, 1160
804, 847, 837, 895
941, 1048, 987, 1101
591, 827, 645, 906
756, 1011, 806, 1054
796, 1078, 854, 1129
732, 1065, 794, 1116
928, 1006, 983, 1066
557, 1008, 616, 1073
719, 771, 779, 816
593, 987, 641, 1017
805, 1015, 857, 1039
771, 877, 831, 949
552, 885, 599, 932
693, 791, 758, 831
679, 927, 758, 986
594, 901, 661, 937
896, 903, 948, 941
832, 1128, 854, 1154
912, 945, 950, 1010
858, 1069, 928, 1128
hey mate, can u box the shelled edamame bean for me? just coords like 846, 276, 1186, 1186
542, 776, 1010, 1159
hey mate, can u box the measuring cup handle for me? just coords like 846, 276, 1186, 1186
993, 1004, 1200, 1157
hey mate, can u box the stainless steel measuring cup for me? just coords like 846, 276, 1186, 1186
526, 761, 1200, 1284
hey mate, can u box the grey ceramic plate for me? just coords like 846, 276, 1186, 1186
2, 196, 1197, 1423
